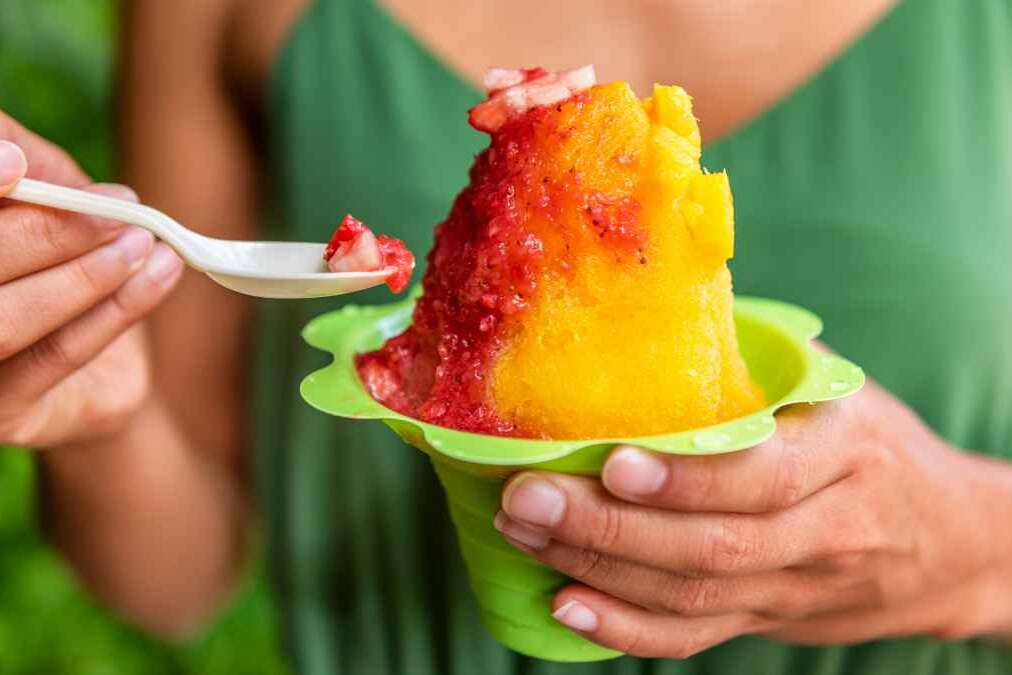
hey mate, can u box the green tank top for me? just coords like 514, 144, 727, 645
257, 1, 1012, 673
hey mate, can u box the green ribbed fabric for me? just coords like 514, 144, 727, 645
258, 0, 1012, 672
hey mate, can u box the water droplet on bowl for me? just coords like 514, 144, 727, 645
744, 423, 758, 432
821, 355, 835, 366
693, 430, 731, 451
829, 380, 850, 393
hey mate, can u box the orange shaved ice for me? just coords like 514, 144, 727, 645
356, 75, 765, 439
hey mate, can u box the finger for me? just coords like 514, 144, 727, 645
0, 140, 28, 196
0, 183, 140, 283
495, 513, 877, 619
501, 472, 827, 575
549, 584, 764, 659
0, 244, 183, 402
602, 408, 856, 514
0, 116, 89, 186
0, 228, 154, 360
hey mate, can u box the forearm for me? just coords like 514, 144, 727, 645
37, 394, 247, 639
67, 0, 260, 638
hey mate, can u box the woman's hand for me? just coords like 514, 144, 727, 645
0, 114, 184, 448
495, 380, 1012, 658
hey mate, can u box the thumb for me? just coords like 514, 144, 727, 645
0, 140, 28, 197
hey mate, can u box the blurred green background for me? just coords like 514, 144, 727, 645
0, 2, 289, 673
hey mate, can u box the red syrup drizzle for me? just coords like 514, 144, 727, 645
356, 91, 644, 437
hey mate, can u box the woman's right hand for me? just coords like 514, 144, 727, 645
0, 114, 184, 449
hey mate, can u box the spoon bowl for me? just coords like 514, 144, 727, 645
199, 240, 392, 298
7, 178, 394, 299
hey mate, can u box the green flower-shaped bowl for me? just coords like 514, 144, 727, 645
300, 294, 864, 662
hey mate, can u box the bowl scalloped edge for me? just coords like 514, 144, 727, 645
300, 294, 865, 470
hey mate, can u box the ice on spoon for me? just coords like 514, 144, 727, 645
323, 214, 415, 293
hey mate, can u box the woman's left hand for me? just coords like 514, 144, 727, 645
495, 380, 1012, 658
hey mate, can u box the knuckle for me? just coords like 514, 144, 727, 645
754, 590, 811, 622
679, 459, 720, 510
38, 209, 69, 257
11, 201, 112, 256
859, 514, 892, 553
669, 639, 704, 660
819, 550, 871, 572
703, 518, 759, 574
69, 254, 117, 298
0, 330, 17, 361
88, 368, 150, 435
113, 268, 168, 318
589, 503, 625, 551
613, 625, 649, 657
830, 391, 859, 417
568, 548, 611, 581
0, 116, 24, 147
815, 501, 880, 559
822, 501, 890, 560
766, 446, 811, 510
0, 307, 20, 361
110, 281, 148, 318
658, 629, 709, 660
858, 438, 898, 474
659, 577, 718, 616
29, 333, 85, 373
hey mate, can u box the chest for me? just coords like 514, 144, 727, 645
239, 0, 895, 143
382, 0, 897, 143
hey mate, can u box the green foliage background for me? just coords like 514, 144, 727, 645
0, 2, 290, 673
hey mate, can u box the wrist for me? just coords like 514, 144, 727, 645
936, 451, 1012, 639
38, 394, 162, 477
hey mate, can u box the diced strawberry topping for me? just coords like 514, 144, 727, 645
324, 214, 369, 261
324, 214, 415, 292
482, 67, 549, 94
468, 65, 597, 134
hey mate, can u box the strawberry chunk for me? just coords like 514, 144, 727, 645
468, 65, 597, 133
324, 214, 415, 292
482, 67, 549, 94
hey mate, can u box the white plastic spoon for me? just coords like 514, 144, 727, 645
7, 178, 394, 299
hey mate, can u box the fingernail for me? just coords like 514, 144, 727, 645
603, 446, 668, 496
108, 227, 154, 269
553, 601, 599, 632
0, 141, 27, 185
493, 511, 550, 550
144, 244, 184, 285
85, 182, 140, 203
503, 475, 565, 528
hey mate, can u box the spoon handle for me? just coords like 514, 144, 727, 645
6, 178, 212, 268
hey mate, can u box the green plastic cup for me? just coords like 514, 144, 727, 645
300, 294, 864, 662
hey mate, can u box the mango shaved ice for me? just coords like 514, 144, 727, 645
356, 67, 765, 439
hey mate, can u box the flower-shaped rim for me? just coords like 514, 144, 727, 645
300, 294, 864, 466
